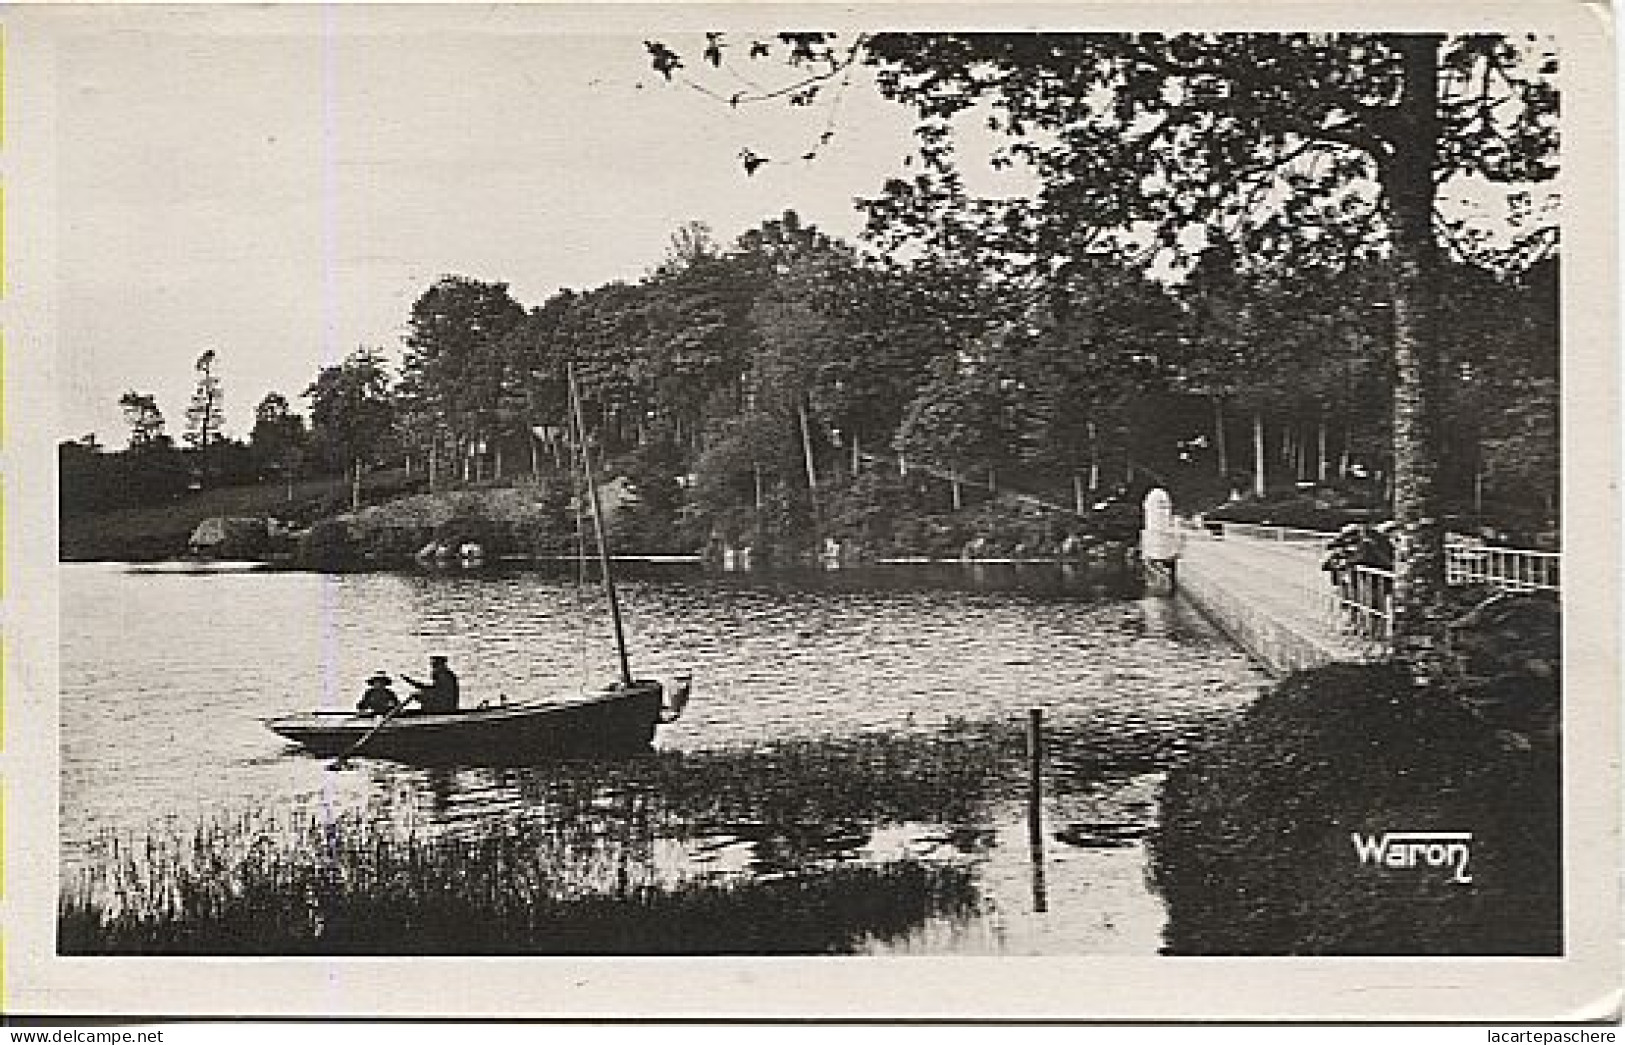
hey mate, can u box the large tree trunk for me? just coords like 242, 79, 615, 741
1383, 34, 1449, 684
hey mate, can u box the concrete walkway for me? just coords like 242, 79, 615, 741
1174, 528, 1385, 677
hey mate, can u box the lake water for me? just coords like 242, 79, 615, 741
60, 560, 1267, 955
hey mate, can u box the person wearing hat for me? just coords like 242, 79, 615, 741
357, 672, 403, 717
1321, 523, 1367, 581
1360, 522, 1398, 570
402, 655, 460, 715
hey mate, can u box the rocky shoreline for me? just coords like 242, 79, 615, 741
63, 481, 1142, 571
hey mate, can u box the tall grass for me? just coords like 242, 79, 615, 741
61, 729, 1015, 955
538, 726, 1016, 829
60, 794, 976, 955
64, 715, 1243, 955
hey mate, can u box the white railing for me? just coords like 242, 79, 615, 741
1205, 521, 1560, 589
1186, 527, 1388, 660
1333, 566, 1394, 644
1205, 520, 1342, 545
1193, 520, 1559, 649
1445, 543, 1560, 593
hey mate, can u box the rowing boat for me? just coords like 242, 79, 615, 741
265, 682, 673, 761
264, 362, 691, 763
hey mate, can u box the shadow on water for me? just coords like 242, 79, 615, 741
62, 711, 1239, 956
467, 556, 1145, 602
61, 560, 1267, 955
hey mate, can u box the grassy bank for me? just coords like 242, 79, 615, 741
1147, 662, 1562, 955
59, 472, 417, 561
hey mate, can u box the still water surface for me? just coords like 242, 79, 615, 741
61, 560, 1266, 954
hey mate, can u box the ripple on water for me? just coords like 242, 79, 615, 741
60, 562, 1267, 954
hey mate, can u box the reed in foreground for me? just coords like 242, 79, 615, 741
61, 797, 976, 955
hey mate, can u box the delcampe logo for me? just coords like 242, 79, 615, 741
1351, 831, 1474, 884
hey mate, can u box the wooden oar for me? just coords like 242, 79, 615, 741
328, 694, 415, 770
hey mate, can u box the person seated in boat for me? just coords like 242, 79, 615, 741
356, 672, 402, 716
402, 655, 460, 714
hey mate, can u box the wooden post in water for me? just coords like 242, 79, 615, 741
1027, 707, 1048, 914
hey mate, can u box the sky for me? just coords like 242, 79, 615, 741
44, 11, 1562, 446
50, 10, 923, 444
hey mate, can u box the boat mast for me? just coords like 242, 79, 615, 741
567, 362, 634, 687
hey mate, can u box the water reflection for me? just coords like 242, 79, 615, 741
61, 561, 1266, 954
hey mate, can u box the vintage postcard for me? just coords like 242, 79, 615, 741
1, 2, 1618, 1022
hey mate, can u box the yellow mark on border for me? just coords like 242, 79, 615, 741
1, 23, 5, 295
0, 787, 6, 997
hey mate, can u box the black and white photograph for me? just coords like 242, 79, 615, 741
2, 2, 1618, 1022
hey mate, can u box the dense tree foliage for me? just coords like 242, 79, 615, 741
119, 391, 169, 450
65, 216, 1555, 575
250, 391, 310, 488
646, 30, 1559, 677
399, 276, 529, 487
63, 35, 1559, 639
306, 349, 396, 510
358, 209, 1552, 555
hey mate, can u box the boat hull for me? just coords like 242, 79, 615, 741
264, 682, 665, 762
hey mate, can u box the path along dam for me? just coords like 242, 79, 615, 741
1169, 520, 1560, 677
